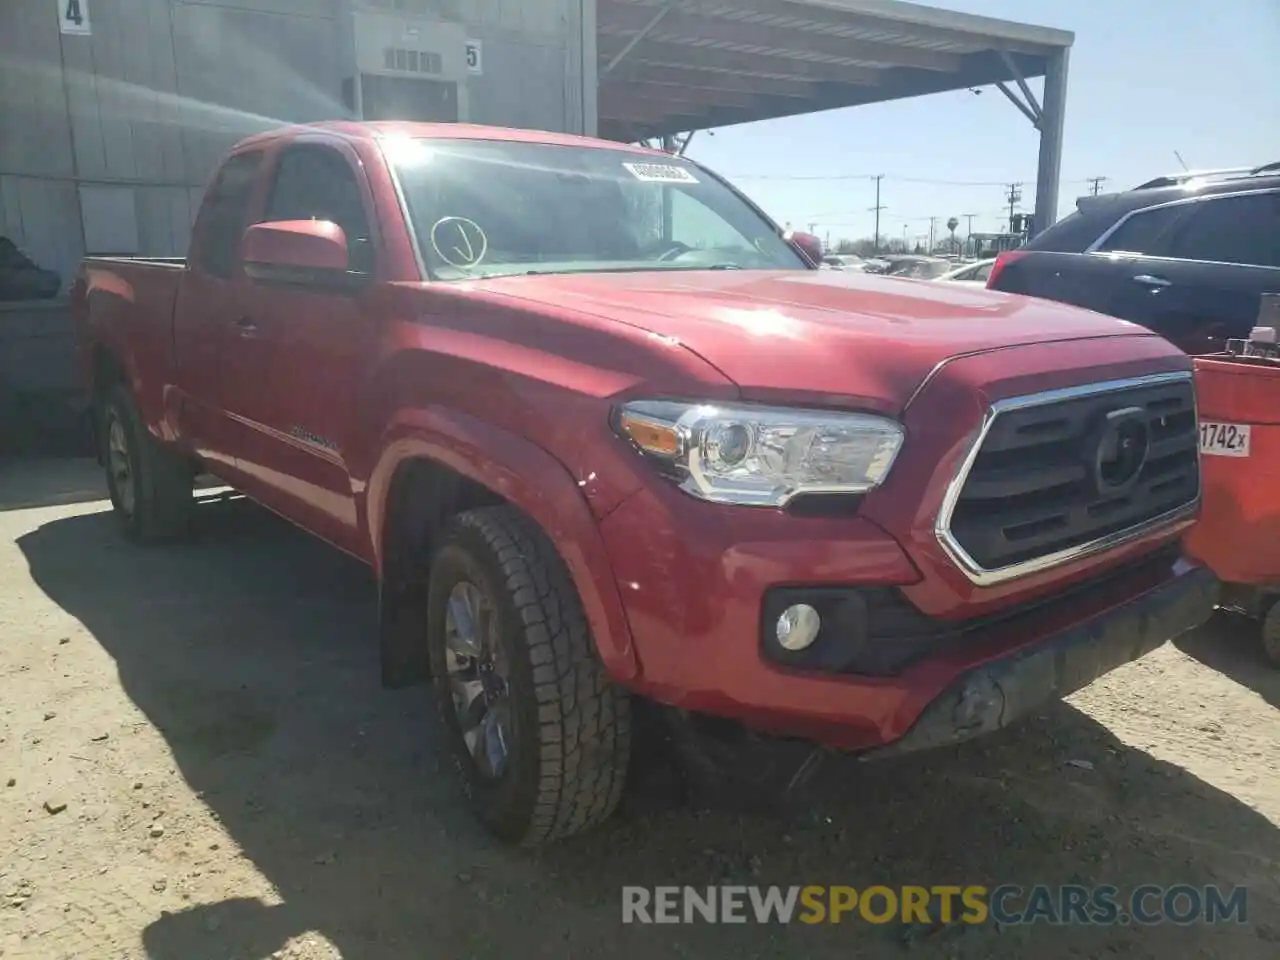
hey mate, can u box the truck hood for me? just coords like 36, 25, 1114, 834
464, 269, 1156, 412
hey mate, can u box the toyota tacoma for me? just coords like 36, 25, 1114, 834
73, 122, 1217, 845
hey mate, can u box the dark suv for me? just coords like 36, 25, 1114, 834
987, 164, 1280, 354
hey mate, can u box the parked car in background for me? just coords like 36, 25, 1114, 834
986, 164, 1280, 354
73, 121, 1216, 846
821, 254, 867, 272
935, 258, 996, 286
880, 255, 954, 280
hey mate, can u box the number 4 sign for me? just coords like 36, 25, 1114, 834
58, 0, 92, 35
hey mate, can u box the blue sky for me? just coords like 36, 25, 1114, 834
684, 0, 1280, 247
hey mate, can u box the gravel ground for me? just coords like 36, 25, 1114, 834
2, 458, 1278, 960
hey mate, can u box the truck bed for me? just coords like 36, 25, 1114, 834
73, 257, 189, 427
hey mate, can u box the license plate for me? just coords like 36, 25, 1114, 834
1199, 420, 1251, 457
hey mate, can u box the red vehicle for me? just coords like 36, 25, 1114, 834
73, 122, 1217, 846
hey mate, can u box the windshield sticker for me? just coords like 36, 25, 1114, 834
430, 216, 488, 268
623, 162, 699, 184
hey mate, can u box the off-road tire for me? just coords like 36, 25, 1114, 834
426, 505, 631, 845
1262, 600, 1280, 667
100, 384, 194, 543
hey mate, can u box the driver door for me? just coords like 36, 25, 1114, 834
233, 139, 377, 554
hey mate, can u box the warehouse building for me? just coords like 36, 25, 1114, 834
0, 0, 1070, 427
0, 0, 598, 278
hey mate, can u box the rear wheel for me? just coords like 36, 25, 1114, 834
100, 384, 194, 543
426, 506, 631, 845
1262, 600, 1280, 667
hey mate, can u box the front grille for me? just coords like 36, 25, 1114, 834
942, 373, 1199, 578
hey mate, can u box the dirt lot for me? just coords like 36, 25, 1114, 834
2, 458, 1279, 960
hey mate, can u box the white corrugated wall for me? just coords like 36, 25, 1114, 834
0, 0, 595, 288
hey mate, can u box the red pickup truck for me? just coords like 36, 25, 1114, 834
73, 121, 1217, 846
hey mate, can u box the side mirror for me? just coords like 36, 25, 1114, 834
783, 229, 823, 267
241, 220, 355, 288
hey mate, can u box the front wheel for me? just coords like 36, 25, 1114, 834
100, 384, 194, 543
426, 506, 631, 845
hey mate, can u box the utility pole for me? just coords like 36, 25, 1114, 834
1005, 182, 1023, 233
869, 175, 885, 255
928, 216, 938, 253
1087, 176, 1108, 196
963, 213, 977, 256
808, 222, 818, 236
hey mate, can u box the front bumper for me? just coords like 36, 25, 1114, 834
860, 560, 1219, 758
600, 479, 1218, 751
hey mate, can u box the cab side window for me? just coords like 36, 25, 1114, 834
190, 151, 263, 279
263, 146, 374, 274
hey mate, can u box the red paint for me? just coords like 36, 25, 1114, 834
1184, 356, 1280, 586
984, 248, 1029, 289
242, 220, 350, 272
72, 121, 1205, 753
782, 229, 823, 266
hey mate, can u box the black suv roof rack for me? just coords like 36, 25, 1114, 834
1132, 162, 1280, 191
1132, 167, 1254, 190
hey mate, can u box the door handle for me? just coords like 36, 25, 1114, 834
1132, 274, 1171, 289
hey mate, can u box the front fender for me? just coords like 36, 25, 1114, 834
365, 406, 639, 683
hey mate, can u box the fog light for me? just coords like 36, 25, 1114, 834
776, 603, 821, 651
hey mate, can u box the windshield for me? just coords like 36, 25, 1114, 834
384, 138, 807, 280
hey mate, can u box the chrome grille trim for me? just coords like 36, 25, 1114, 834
935, 371, 1200, 586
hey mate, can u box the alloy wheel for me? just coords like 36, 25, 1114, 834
106, 414, 135, 517
443, 580, 513, 779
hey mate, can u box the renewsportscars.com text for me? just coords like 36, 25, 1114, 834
621, 884, 1248, 926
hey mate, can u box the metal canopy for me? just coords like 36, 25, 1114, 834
596, 0, 1075, 231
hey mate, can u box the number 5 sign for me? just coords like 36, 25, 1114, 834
58, 0, 92, 35
464, 39, 483, 75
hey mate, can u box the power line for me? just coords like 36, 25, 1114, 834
1087, 175, 1109, 196
1005, 182, 1023, 233
726, 172, 1092, 186
869, 174, 885, 256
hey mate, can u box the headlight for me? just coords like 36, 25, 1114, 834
614, 400, 904, 507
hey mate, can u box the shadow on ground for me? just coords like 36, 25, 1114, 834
0, 389, 95, 460
17, 498, 1280, 960
0, 457, 228, 512
1175, 610, 1280, 710
0, 456, 108, 511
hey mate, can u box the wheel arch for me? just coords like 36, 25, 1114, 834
369, 407, 638, 689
